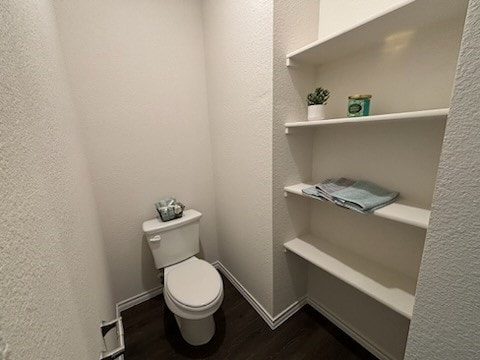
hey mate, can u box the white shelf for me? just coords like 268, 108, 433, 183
284, 235, 416, 318
285, 109, 448, 134
286, 0, 468, 66
284, 183, 430, 229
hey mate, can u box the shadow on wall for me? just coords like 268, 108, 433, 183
284, 62, 316, 181
198, 237, 207, 260
286, 132, 314, 181
287, 64, 317, 121
142, 235, 161, 290
284, 251, 309, 300
280, 194, 312, 302
285, 195, 311, 235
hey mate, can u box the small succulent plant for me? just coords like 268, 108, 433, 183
307, 87, 330, 105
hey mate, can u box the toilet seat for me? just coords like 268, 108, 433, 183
164, 285, 223, 317
165, 259, 223, 311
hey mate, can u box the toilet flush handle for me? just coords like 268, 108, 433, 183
150, 235, 161, 243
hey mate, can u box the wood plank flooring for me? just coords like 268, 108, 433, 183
122, 275, 377, 359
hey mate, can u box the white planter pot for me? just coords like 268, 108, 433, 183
308, 104, 327, 121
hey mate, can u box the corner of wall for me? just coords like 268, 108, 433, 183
405, 1, 480, 358
272, 0, 320, 316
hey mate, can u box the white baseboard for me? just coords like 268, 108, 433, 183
212, 261, 275, 328
272, 296, 308, 329
116, 285, 163, 317
307, 297, 393, 360
213, 261, 306, 330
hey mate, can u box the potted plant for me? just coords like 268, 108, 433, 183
307, 87, 330, 121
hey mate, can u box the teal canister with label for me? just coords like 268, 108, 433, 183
347, 94, 372, 117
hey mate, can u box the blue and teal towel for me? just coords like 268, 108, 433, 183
302, 177, 354, 201
302, 178, 399, 213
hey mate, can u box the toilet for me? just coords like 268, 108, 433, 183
142, 209, 223, 345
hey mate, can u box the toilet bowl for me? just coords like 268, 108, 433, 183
143, 209, 223, 345
163, 256, 223, 345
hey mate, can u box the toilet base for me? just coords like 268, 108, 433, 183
175, 314, 215, 346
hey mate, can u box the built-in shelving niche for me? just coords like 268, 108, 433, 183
282, 0, 468, 332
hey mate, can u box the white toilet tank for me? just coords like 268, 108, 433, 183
142, 209, 202, 269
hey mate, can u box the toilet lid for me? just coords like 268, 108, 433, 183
166, 260, 222, 308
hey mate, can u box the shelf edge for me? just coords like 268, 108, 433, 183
285, 108, 449, 129
286, 0, 415, 60
284, 183, 430, 229
284, 236, 415, 318
285, 0, 468, 66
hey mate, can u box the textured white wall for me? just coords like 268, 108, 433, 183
0, 1, 114, 358
202, 0, 274, 313
405, 1, 480, 358
318, 0, 409, 38
53, 0, 218, 303
272, 0, 320, 315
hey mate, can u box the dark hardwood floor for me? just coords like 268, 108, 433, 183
122, 275, 377, 360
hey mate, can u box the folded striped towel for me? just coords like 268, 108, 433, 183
301, 178, 399, 213
332, 180, 399, 213
316, 178, 355, 201
302, 177, 354, 201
